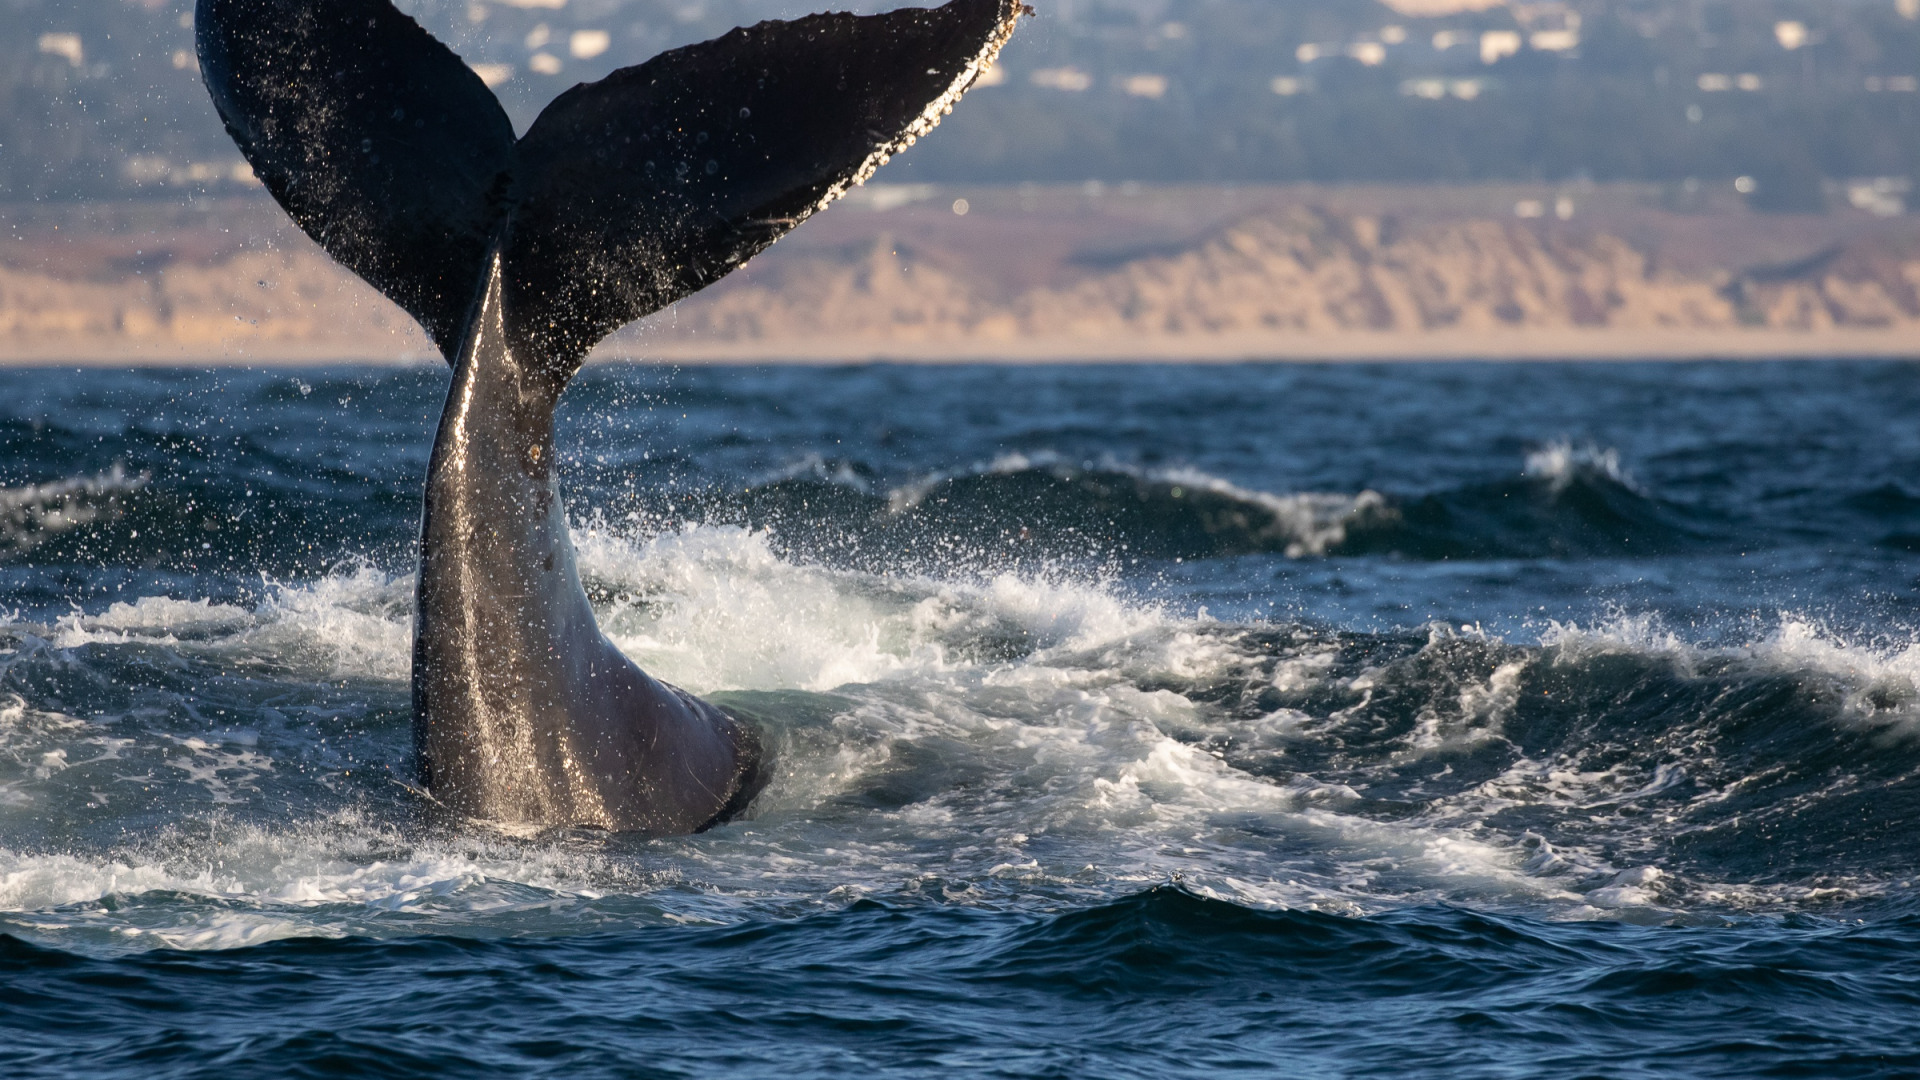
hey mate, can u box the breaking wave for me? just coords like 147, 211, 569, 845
0, 467, 146, 558
674, 442, 1715, 566
2, 525, 1918, 952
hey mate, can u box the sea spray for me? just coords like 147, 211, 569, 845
4, 363, 1920, 1077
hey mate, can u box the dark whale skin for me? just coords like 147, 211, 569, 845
412, 253, 764, 833
194, 0, 1024, 832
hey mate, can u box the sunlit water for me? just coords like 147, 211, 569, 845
6, 362, 1920, 1077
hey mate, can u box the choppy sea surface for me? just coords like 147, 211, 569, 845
6, 361, 1920, 1077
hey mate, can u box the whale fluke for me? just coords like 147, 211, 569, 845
198, 0, 1023, 370
196, 0, 1025, 832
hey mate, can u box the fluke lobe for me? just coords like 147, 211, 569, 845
196, 0, 1024, 833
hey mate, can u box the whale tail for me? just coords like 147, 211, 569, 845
196, 0, 1025, 373
195, 0, 1023, 833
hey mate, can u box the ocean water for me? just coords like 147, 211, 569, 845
5, 360, 1920, 1077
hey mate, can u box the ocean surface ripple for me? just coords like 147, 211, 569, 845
5, 361, 1920, 1077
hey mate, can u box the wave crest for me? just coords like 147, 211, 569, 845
0, 466, 146, 558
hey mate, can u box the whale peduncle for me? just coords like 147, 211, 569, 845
412, 253, 759, 833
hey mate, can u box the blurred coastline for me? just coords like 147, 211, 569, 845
9, 0, 1919, 363
4, 182, 1917, 364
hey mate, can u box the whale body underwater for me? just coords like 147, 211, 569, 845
193, 0, 1025, 833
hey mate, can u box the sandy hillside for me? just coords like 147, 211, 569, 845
4, 185, 1918, 363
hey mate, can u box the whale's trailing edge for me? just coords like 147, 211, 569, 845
195, 0, 1024, 832
197, 0, 1025, 372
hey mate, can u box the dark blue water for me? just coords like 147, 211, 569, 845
6, 361, 1920, 1077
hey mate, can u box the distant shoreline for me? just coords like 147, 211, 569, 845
5, 328, 1917, 366
7, 185, 1919, 367
616, 328, 1920, 364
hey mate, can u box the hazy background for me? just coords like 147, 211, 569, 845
9, 0, 1918, 207
5, 0, 1919, 361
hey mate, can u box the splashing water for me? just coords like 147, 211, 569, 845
7, 362, 1920, 1078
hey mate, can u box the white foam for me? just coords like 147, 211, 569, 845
886, 452, 1392, 558
1543, 612, 1920, 732
577, 524, 1160, 694
128, 913, 347, 950
568, 526, 1598, 913
0, 849, 194, 910
1147, 464, 1393, 557
0, 813, 642, 947
1585, 866, 1666, 909
40, 567, 412, 682
0, 697, 130, 811
1524, 440, 1635, 491
11, 523, 1915, 944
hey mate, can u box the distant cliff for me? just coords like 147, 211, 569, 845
5, 192, 1919, 362
670, 207, 1920, 343
0, 247, 428, 361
